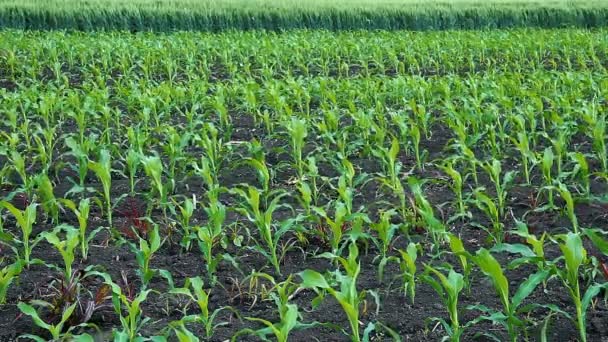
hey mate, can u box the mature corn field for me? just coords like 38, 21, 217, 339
0, 0, 606, 30
1, 14, 608, 342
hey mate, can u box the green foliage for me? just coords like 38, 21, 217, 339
0, 260, 23, 304
422, 265, 465, 341
0, 0, 606, 31
170, 276, 233, 339
300, 243, 366, 342
88, 149, 113, 228
0, 201, 38, 265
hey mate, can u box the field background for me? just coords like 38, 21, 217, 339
0, 0, 606, 30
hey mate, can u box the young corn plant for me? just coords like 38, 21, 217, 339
511, 131, 535, 185
540, 147, 555, 208
231, 186, 291, 275
64, 136, 94, 198
495, 222, 548, 273
591, 114, 607, 174
163, 127, 190, 186
470, 188, 503, 244
141, 155, 170, 218
334, 157, 358, 215
299, 243, 370, 342
286, 117, 308, 180
409, 120, 424, 171
125, 148, 141, 196
551, 232, 608, 342
373, 137, 410, 224
0, 259, 23, 304
174, 195, 196, 251
373, 136, 401, 194
448, 234, 472, 293
41, 225, 80, 282
88, 149, 113, 228
408, 177, 447, 250
60, 198, 103, 261
468, 248, 551, 342
398, 242, 419, 304
193, 123, 226, 189
235, 275, 311, 342
440, 161, 469, 222
196, 189, 226, 284
422, 265, 465, 342
569, 152, 590, 198
131, 224, 163, 289
554, 182, 578, 233
107, 281, 155, 341
480, 159, 515, 218
0, 201, 38, 266
370, 209, 399, 282
34, 173, 60, 224
9, 151, 32, 196
17, 301, 82, 341
170, 276, 234, 340
312, 201, 349, 256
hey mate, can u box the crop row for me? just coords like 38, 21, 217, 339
0, 29, 607, 89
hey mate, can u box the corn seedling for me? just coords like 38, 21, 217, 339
408, 177, 447, 249
469, 248, 551, 342
370, 209, 399, 282
141, 155, 170, 217
300, 242, 368, 342
470, 188, 503, 243
17, 301, 81, 341
232, 186, 290, 275
170, 276, 234, 339
0, 259, 23, 304
286, 117, 308, 180
441, 162, 468, 223
174, 195, 196, 251
131, 224, 163, 289
88, 149, 113, 228
41, 225, 80, 282
235, 274, 310, 342
196, 189, 226, 284
398, 242, 419, 303
0, 201, 38, 265
480, 159, 515, 218
422, 265, 465, 342
60, 198, 103, 261
551, 232, 608, 342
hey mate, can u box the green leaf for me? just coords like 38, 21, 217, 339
583, 229, 608, 255
17, 302, 51, 330
299, 270, 330, 289
582, 283, 608, 314
512, 269, 550, 310
491, 243, 535, 258
472, 249, 509, 311
72, 334, 95, 342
